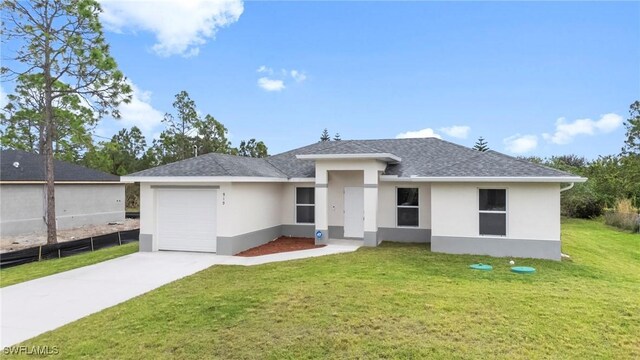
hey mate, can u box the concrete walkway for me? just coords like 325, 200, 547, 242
0, 243, 360, 348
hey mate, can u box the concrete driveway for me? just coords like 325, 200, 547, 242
0, 243, 360, 347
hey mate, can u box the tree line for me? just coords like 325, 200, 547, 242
520, 102, 640, 221
81, 90, 268, 177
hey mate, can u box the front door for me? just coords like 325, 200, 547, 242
344, 187, 364, 238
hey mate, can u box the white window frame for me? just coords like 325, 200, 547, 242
396, 187, 419, 228
478, 188, 508, 237
295, 187, 315, 224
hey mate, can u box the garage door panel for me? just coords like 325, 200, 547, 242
156, 189, 217, 252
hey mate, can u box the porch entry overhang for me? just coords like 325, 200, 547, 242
311, 158, 387, 247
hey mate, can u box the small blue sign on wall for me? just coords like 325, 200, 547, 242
315, 231, 323, 239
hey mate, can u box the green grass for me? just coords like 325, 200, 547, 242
0, 243, 138, 288
7, 219, 640, 359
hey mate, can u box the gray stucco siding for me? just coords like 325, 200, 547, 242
281, 224, 315, 238
431, 235, 561, 261
378, 227, 431, 243
217, 225, 282, 256
0, 184, 125, 236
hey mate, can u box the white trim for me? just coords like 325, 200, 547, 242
0, 181, 122, 185
122, 174, 587, 184
120, 176, 317, 183
121, 176, 288, 183
289, 177, 315, 183
380, 175, 587, 183
296, 153, 401, 163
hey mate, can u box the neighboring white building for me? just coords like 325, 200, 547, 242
0, 150, 125, 236
122, 138, 585, 260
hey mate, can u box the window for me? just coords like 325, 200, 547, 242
479, 189, 506, 236
397, 188, 419, 227
296, 187, 315, 224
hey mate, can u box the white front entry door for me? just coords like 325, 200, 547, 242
156, 188, 217, 252
344, 187, 364, 238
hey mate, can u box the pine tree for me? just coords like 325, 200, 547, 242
2, 0, 132, 244
333, 133, 341, 141
320, 128, 331, 142
473, 136, 489, 152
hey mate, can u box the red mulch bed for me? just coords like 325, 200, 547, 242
236, 236, 325, 257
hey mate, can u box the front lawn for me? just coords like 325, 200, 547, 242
8, 219, 639, 359
0, 242, 138, 288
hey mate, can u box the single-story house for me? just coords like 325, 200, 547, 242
122, 138, 585, 260
0, 149, 125, 236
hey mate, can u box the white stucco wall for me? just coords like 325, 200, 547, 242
281, 182, 315, 225
1, 184, 124, 236
228, 183, 283, 236
431, 182, 560, 240
378, 182, 431, 229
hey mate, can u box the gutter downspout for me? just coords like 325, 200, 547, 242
560, 183, 574, 192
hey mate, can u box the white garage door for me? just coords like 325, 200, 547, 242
156, 188, 217, 252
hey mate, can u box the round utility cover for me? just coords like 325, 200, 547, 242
470, 263, 493, 271
511, 266, 536, 274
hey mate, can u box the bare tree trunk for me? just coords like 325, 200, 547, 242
44, 116, 57, 245
43, 5, 57, 245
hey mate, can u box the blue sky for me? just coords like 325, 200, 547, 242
4, 1, 639, 158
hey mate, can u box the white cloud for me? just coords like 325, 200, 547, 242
542, 113, 623, 145
439, 125, 470, 139
115, 81, 164, 133
396, 128, 442, 139
503, 134, 538, 154
290, 70, 306, 83
99, 0, 244, 57
257, 77, 285, 92
255, 66, 306, 91
256, 65, 273, 74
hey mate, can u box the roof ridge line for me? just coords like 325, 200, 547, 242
207, 153, 236, 176
262, 157, 290, 178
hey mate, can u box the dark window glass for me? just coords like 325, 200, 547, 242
296, 206, 315, 224
397, 208, 419, 227
296, 188, 315, 205
479, 213, 506, 236
479, 189, 506, 211
397, 188, 419, 206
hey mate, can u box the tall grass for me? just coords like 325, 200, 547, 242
604, 198, 640, 232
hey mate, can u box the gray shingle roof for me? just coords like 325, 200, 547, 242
126, 138, 578, 179
1, 149, 119, 182
129, 152, 286, 178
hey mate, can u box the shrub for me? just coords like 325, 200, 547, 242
604, 199, 640, 232
561, 182, 604, 219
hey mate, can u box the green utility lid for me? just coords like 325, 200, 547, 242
470, 263, 493, 271
511, 266, 536, 274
